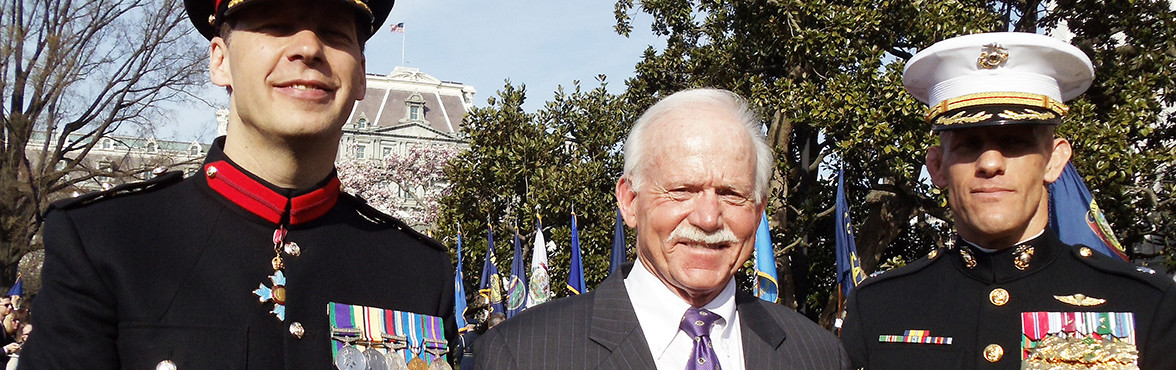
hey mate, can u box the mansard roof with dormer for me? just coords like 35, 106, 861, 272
346, 66, 475, 142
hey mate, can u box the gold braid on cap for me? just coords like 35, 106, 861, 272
925, 92, 1069, 122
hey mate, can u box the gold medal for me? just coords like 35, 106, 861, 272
407, 357, 428, 370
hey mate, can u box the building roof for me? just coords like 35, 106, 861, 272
348, 66, 476, 139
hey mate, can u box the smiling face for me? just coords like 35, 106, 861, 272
617, 105, 764, 307
926, 124, 1071, 249
209, 1, 366, 143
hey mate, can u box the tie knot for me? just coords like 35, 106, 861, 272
680, 308, 720, 337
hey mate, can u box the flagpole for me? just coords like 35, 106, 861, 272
837, 283, 844, 336
401, 29, 406, 66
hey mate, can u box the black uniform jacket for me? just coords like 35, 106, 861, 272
841, 231, 1176, 369
22, 138, 456, 369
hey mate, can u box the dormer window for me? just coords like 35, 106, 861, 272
101, 138, 114, 150
400, 92, 429, 125
357, 116, 369, 129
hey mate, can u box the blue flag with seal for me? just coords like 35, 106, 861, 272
1049, 162, 1128, 260
753, 212, 779, 303
506, 229, 529, 318
610, 207, 626, 274
479, 227, 504, 315
835, 168, 866, 297
567, 213, 586, 295
453, 231, 468, 331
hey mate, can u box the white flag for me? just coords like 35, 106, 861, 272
526, 222, 552, 308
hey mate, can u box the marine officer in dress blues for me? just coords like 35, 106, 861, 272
840, 32, 1176, 369
21, 0, 458, 368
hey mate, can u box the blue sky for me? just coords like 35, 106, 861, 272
160, 0, 661, 141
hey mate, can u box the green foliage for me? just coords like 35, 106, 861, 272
614, 0, 1176, 324
443, 0, 1176, 326
435, 79, 636, 302
1045, 0, 1176, 264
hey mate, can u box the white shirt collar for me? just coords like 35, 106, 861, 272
624, 259, 738, 360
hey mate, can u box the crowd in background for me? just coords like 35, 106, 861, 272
0, 289, 31, 370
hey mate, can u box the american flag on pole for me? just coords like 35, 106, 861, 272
389, 22, 405, 33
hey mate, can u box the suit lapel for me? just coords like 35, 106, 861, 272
737, 291, 787, 367
589, 265, 657, 368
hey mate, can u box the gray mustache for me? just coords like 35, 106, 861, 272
667, 225, 738, 245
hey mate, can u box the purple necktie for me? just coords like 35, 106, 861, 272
680, 307, 722, 370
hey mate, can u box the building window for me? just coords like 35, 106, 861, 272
146, 142, 157, 153
357, 117, 369, 129
101, 138, 114, 150
189, 144, 201, 156
401, 91, 428, 124
382, 147, 393, 159
356, 145, 366, 159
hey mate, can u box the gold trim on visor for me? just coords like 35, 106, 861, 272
925, 92, 1069, 122
997, 109, 1057, 121
935, 111, 993, 126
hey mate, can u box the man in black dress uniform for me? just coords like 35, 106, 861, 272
840, 32, 1176, 369
21, 0, 457, 368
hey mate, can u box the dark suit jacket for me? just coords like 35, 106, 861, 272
22, 139, 457, 369
476, 264, 850, 369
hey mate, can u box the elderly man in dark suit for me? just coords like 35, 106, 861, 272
476, 88, 849, 369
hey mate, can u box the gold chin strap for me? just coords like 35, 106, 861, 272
925, 92, 1069, 122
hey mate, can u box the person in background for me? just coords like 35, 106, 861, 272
5, 322, 30, 370
1, 308, 26, 360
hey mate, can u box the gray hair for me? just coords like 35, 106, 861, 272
622, 88, 774, 201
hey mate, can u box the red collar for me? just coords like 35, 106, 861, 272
203, 160, 340, 225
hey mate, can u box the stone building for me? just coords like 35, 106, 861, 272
340, 66, 474, 159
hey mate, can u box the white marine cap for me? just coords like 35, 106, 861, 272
903, 32, 1094, 130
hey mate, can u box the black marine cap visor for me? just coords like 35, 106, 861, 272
184, 0, 394, 41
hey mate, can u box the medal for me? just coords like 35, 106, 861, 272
428, 358, 452, 370
364, 347, 391, 370
334, 345, 366, 370
406, 337, 427, 370
252, 270, 286, 320
407, 357, 428, 370
254, 226, 295, 321
386, 350, 409, 370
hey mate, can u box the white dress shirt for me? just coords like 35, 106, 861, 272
624, 261, 745, 370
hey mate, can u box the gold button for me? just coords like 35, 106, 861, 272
289, 322, 305, 339
205, 166, 218, 178
989, 288, 1010, 306
1079, 247, 1093, 257
928, 250, 938, 259
155, 360, 177, 370
983, 344, 1003, 362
